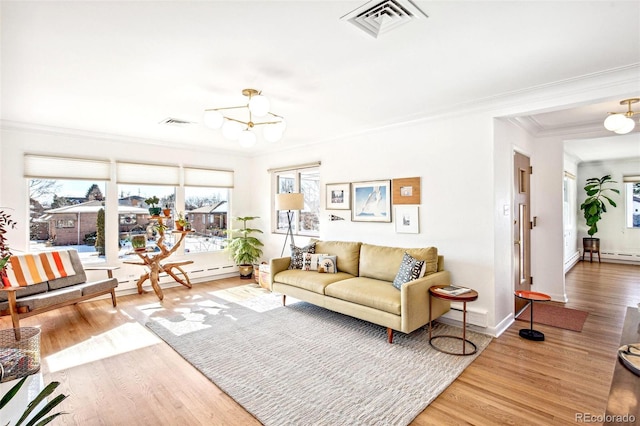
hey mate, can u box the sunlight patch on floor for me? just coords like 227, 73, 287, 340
45, 322, 161, 373
210, 284, 285, 313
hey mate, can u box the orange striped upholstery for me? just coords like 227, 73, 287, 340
5, 252, 76, 287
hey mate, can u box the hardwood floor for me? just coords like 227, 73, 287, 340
1, 261, 638, 425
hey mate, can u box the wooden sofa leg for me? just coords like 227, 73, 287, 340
7, 292, 21, 340
387, 328, 393, 344
111, 289, 117, 307
282, 294, 286, 306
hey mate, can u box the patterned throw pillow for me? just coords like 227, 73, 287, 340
303, 253, 328, 271
289, 243, 316, 269
392, 252, 425, 290
318, 255, 337, 273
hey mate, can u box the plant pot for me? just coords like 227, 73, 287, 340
582, 237, 600, 262
238, 264, 253, 280
175, 221, 184, 231
131, 234, 147, 252
148, 207, 162, 216
162, 208, 171, 217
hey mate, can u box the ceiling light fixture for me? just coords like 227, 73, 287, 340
203, 88, 286, 148
604, 98, 639, 135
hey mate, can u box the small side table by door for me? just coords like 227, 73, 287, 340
515, 290, 551, 341
429, 286, 479, 356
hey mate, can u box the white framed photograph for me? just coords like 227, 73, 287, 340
352, 180, 391, 222
326, 183, 351, 210
395, 205, 419, 233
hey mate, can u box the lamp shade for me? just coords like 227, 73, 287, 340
614, 117, 636, 134
276, 193, 304, 211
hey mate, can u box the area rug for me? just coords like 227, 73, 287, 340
145, 285, 492, 426
516, 303, 588, 332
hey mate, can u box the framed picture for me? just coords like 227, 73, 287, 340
326, 183, 351, 210
395, 205, 419, 233
392, 177, 421, 205
351, 180, 391, 222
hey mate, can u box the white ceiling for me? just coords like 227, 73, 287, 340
1, 1, 639, 159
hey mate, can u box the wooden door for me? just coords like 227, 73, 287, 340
514, 152, 532, 314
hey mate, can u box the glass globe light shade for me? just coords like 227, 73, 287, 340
263, 124, 283, 143
238, 130, 257, 148
248, 95, 270, 117
203, 110, 224, 129
604, 113, 627, 131
614, 117, 635, 134
221, 120, 242, 140
274, 119, 287, 133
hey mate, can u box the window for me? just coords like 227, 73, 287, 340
272, 163, 320, 237
25, 155, 111, 261
184, 186, 229, 253
624, 175, 640, 228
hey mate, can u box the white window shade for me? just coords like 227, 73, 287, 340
623, 175, 640, 183
184, 167, 234, 188
24, 155, 111, 180
116, 162, 180, 185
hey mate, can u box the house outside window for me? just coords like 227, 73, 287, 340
624, 177, 640, 228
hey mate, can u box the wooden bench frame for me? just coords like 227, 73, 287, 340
1, 266, 119, 339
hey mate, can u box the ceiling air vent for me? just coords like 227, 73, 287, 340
340, 0, 428, 38
159, 117, 193, 127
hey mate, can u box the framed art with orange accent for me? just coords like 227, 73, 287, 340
392, 177, 420, 205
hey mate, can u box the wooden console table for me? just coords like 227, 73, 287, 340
604, 306, 640, 425
124, 216, 193, 301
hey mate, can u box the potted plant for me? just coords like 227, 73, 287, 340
144, 196, 161, 216
162, 204, 171, 218
0, 208, 17, 286
579, 174, 619, 259
175, 212, 187, 231
227, 216, 263, 279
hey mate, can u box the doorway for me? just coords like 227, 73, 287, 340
514, 151, 532, 314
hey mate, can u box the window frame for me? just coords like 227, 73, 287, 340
271, 164, 320, 238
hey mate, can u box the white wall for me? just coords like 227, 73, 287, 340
577, 158, 640, 255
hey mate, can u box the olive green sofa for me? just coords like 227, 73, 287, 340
269, 240, 451, 343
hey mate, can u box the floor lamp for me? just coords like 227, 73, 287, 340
276, 192, 304, 256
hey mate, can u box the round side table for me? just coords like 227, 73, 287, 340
515, 290, 551, 341
428, 286, 479, 356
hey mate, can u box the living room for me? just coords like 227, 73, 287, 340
1, 1, 639, 424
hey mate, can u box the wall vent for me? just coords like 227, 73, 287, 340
159, 117, 193, 126
340, 0, 428, 38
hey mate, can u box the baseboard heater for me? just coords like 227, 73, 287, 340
597, 251, 640, 264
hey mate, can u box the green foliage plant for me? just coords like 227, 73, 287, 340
0, 208, 17, 277
579, 174, 619, 236
227, 216, 263, 265
0, 376, 68, 426
144, 196, 160, 208
95, 208, 105, 256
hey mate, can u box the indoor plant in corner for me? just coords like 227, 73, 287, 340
579, 174, 619, 260
227, 216, 263, 280
0, 208, 17, 286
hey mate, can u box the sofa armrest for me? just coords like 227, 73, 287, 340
269, 257, 291, 290
85, 266, 120, 279
401, 270, 451, 333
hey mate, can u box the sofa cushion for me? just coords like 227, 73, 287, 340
14, 287, 83, 311
318, 255, 337, 273
392, 252, 425, 290
75, 278, 118, 296
0, 282, 49, 303
325, 277, 401, 315
273, 270, 354, 294
359, 244, 438, 282
302, 253, 328, 271
47, 250, 87, 290
289, 243, 316, 270
312, 240, 362, 276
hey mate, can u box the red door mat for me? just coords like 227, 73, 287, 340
516, 303, 588, 332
